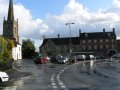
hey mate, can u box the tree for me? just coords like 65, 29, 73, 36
22, 39, 36, 59
7, 39, 14, 50
0, 36, 13, 64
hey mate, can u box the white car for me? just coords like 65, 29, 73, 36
76, 55, 86, 60
57, 56, 68, 64
0, 71, 9, 83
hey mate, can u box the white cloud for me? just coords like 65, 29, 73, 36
43, 0, 120, 36
1, 0, 120, 50
0, 0, 48, 50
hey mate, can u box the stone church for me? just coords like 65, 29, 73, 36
3, 0, 22, 60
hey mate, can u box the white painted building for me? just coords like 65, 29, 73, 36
12, 44, 22, 60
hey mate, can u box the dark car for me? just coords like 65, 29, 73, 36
50, 56, 58, 63
34, 57, 48, 64
96, 56, 106, 60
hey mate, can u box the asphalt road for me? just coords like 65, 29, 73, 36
0, 59, 120, 90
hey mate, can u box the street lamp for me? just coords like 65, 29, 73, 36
65, 22, 75, 63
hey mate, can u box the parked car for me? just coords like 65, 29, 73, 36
50, 56, 58, 63
34, 57, 48, 64
85, 55, 95, 60
112, 53, 120, 59
57, 56, 68, 64
76, 55, 86, 61
96, 56, 106, 59
0, 71, 9, 83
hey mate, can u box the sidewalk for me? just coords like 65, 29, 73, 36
7, 69, 31, 81
6, 61, 32, 81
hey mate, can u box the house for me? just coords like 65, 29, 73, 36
40, 36, 80, 56
79, 28, 117, 56
40, 28, 117, 57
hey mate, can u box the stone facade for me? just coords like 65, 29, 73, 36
3, 0, 19, 43
79, 29, 117, 56
40, 37, 80, 56
3, 20, 19, 43
2, 0, 22, 60
40, 29, 117, 57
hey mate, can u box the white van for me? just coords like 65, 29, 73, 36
76, 55, 86, 61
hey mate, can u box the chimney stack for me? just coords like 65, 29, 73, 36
79, 29, 81, 34
113, 28, 115, 33
58, 34, 60, 39
103, 28, 105, 32
79, 29, 81, 37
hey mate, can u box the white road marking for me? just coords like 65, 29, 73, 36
0, 86, 18, 90
51, 74, 58, 90
57, 67, 70, 90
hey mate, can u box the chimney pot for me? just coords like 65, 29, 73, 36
103, 28, 105, 32
113, 28, 115, 33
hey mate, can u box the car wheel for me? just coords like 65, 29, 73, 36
0, 78, 2, 83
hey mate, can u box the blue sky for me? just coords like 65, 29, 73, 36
1, 0, 120, 50
15, 0, 113, 19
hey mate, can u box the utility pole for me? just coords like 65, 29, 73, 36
65, 22, 75, 64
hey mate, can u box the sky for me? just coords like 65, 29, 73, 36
0, 0, 120, 51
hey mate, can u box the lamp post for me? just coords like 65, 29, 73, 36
65, 22, 75, 63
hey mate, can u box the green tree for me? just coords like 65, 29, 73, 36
22, 39, 36, 59
7, 39, 14, 50
0, 36, 13, 64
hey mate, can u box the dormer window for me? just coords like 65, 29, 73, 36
108, 33, 111, 37
85, 33, 88, 37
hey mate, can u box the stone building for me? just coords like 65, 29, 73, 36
117, 40, 120, 52
40, 28, 117, 57
79, 29, 117, 56
40, 36, 80, 56
3, 0, 22, 60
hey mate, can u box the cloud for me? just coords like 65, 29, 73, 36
0, 0, 48, 50
43, 0, 120, 37
1, 0, 120, 50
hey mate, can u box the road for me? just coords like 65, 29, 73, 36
0, 59, 120, 90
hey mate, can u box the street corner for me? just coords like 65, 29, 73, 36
6, 69, 32, 81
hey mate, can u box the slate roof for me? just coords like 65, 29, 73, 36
41, 37, 80, 47
80, 32, 116, 39
40, 31, 116, 47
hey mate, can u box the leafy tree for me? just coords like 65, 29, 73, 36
22, 39, 36, 59
7, 39, 14, 50
0, 36, 13, 64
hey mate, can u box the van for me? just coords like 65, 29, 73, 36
76, 55, 86, 61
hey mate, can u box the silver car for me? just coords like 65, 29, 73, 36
57, 56, 68, 64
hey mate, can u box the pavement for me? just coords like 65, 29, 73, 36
6, 60, 32, 81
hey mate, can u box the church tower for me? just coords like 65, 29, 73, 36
3, 0, 19, 43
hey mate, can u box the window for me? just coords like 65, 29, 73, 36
88, 45, 91, 50
106, 45, 109, 49
112, 39, 115, 43
106, 39, 109, 43
100, 39, 103, 43
19, 47, 21, 51
88, 40, 91, 43
112, 45, 115, 49
94, 40, 97, 43
83, 40, 86, 44
100, 45, 103, 49
83, 46, 86, 50
85, 33, 88, 37
108, 33, 111, 37
94, 45, 97, 50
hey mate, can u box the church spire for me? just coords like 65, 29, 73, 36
7, 0, 14, 21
